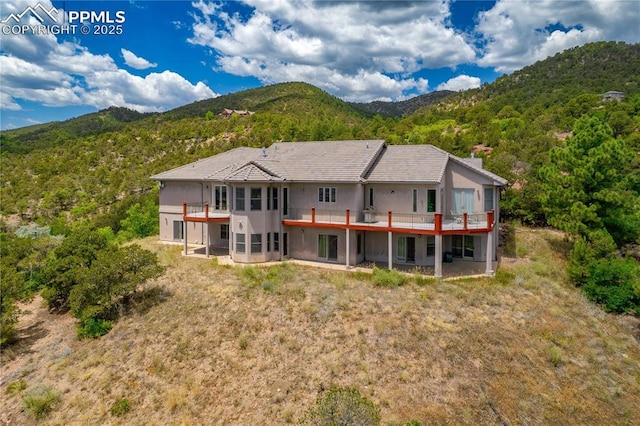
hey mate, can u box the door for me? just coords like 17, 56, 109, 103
283, 232, 288, 256
328, 235, 338, 261
407, 237, 416, 262
452, 235, 474, 258
173, 220, 183, 241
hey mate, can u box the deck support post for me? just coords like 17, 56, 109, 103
345, 229, 350, 268
205, 222, 210, 258
435, 234, 443, 279
183, 202, 188, 256
486, 231, 494, 276
388, 231, 393, 269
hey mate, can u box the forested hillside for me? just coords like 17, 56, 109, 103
1, 42, 639, 326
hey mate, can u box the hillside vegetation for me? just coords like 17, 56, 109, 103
1, 228, 639, 424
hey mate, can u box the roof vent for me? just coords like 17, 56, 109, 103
471, 152, 475, 158
262, 147, 267, 158
366, 142, 369, 149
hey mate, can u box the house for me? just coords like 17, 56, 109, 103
602, 91, 624, 102
220, 108, 255, 117
150, 140, 508, 278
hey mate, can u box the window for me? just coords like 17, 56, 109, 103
318, 187, 337, 203
426, 236, 435, 257
214, 185, 227, 210
267, 187, 278, 211
412, 189, 418, 213
484, 188, 494, 212
369, 187, 374, 206
267, 232, 271, 252
235, 187, 245, 211
220, 224, 229, 240
318, 234, 338, 260
452, 189, 474, 214
236, 233, 246, 254
251, 187, 262, 211
251, 233, 262, 253
427, 189, 437, 213
357, 233, 362, 255
273, 232, 280, 251
397, 236, 406, 261
173, 220, 183, 241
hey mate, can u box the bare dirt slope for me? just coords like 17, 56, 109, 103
2, 228, 639, 425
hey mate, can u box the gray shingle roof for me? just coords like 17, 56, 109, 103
365, 144, 449, 183
150, 147, 260, 181
150, 140, 507, 186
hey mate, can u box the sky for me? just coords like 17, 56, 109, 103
1, 0, 638, 130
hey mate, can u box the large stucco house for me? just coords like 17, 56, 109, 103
151, 140, 507, 278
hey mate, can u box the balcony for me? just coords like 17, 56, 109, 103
183, 202, 230, 222
284, 208, 494, 234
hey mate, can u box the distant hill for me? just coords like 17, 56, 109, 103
349, 90, 455, 117
1, 42, 638, 231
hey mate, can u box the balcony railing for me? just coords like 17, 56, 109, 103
285, 208, 494, 233
182, 202, 230, 221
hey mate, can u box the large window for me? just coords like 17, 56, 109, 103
484, 188, 494, 212
251, 233, 262, 253
214, 185, 227, 210
318, 187, 336, 203
273, 232, 280, 251
251, 187, 262, 211
268, 187, 278, 210
369, 187, 374, 206
452, 189, 474, 214
427, 189, 437, 213
267, 232, 271, 252
236, 233, 246, 254
235, 187, 245, 211
318, 234, 338, 261
220, 224, 229, 240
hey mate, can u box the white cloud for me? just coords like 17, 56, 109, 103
0, 0, 217, 115
189, 0, 473, 101
436, 75, 481, 92
475, 0, 640, 72
121, 48, 158, 70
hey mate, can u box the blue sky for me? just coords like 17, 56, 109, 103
1, 0, 638, 130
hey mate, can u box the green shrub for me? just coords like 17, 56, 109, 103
110, 397, 132, 416
303, 386, 380, 425
582, 257, 640, 315
6, 379, 27, 394
22, 386, 60, 419
372, 266, 406, 288
548, 345, 564, 367
77, 318, 113, 339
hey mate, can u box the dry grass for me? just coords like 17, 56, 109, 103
1, 228, 639, 425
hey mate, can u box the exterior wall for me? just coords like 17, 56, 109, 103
363, 231, 437, 267
286, 227, 349, 264
229, 183, 282, 263
363, 183, 440, 215
443, 161, 494, 215
158, 181, 211, 242
288, 182, 363, 213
